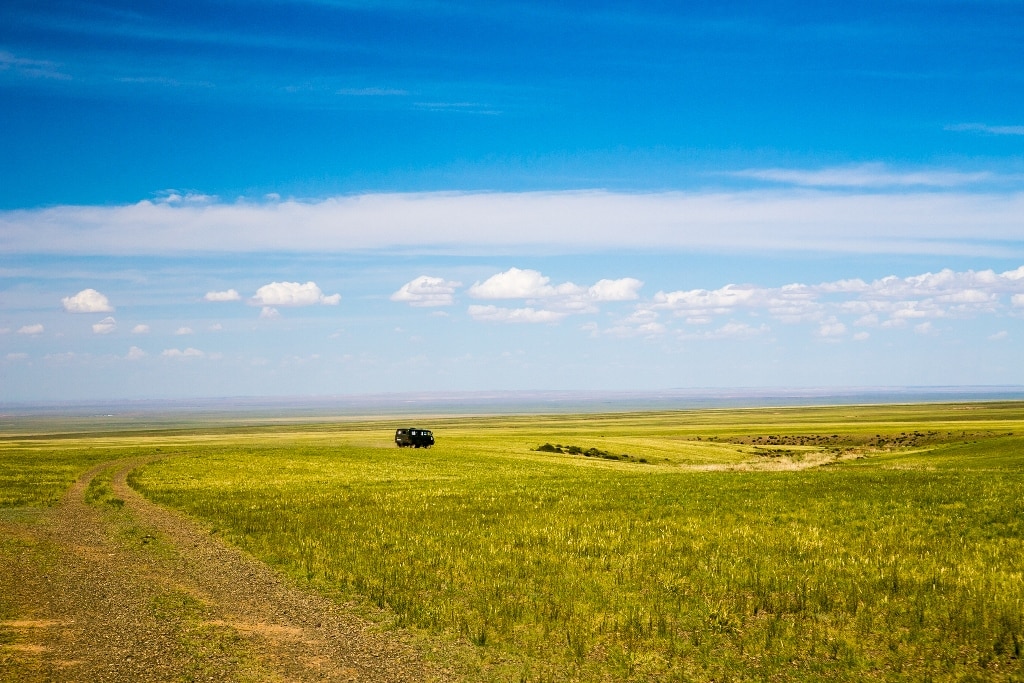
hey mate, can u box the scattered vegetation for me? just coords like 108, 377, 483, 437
534, 443, 646, 463
84, 468, 125, 509
3, 402, 1024, 681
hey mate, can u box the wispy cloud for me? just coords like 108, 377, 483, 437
92, 316, 117, 334
18, 324, 44, 336
678, 321, 771, 341
468, 305, 565, 324
4, 187, 1022, 257
162, 347, 205, 358
413, 101, 500, 115
947, 123, 1024, 136
0, 50, 72, 81
336, 87, 408, 96
731, 164, 996, 189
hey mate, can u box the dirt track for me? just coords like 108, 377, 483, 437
1, 459, 453, 682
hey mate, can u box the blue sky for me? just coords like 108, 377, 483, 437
2, 0, 1023, 401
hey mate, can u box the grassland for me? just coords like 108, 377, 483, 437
3, 402, 1024, 681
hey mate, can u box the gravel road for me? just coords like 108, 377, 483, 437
2, 458, 454, 682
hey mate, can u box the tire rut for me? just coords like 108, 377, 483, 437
2, 458, 454, 682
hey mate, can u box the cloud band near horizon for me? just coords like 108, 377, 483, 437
3, 187, 1022, 257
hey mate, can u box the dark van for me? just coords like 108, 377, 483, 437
395, 428, 434, 448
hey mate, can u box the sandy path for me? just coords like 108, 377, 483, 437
1, 458, 453, 682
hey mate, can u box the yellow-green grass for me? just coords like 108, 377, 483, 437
4, 402, 1024, 680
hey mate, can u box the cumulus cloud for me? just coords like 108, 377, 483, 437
162, 347, 204, 358
92, 316, 117, 334
251, 281, 340, 307
650, 266, 1023, 324
132, 324, 150, 334
18, 324, 44, 335
469, 268, 559, 299
466, 268, 643, 318
126, 346, 146, 360
205, 289, 241, 302
62, 288, 113, 313
588, 278, 644, 301
468, 305, 566, 324
391, 276, 462, 307
604, 264, 1024, 339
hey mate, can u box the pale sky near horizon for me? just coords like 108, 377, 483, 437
1, 1, 1023, 402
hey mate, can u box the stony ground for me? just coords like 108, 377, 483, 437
0, 458, 454, 682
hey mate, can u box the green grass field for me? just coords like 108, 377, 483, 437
4, 402, 1024, 681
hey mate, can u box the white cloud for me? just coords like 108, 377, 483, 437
588, 278, 644, 301
691, 267, 1017, 322
817, 320, 847, 338
0, 50, 71, 81
645, 283, 821, 323
260, 306, 280, 319
162, 347, 204, 358
18, 324, 44, 335
337, 87, 408, 96
251, 281, 340, 307
6, 352, 29, 361
209, 323, 223, 331
989, 331, 1009, 341
155, 190, 217, 205
620, 264, 1024, 339
132, 324, 150, 334
679, 322, 770, 340
5, 188, 1023, 257
391, 275, 462, 307
92, 316, 117, 334
466, 268, 643, 319
853, 331, 870, 341
205, 289, 241, 302
468, 268, 556, 299
915, 322, 935, 335
126, 346, 147, 360
175, 327, 194, 335
62, 288, 113, 313
732, 164, 995, 189
467, 305, 566, 324
947, 123, 1024, 136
